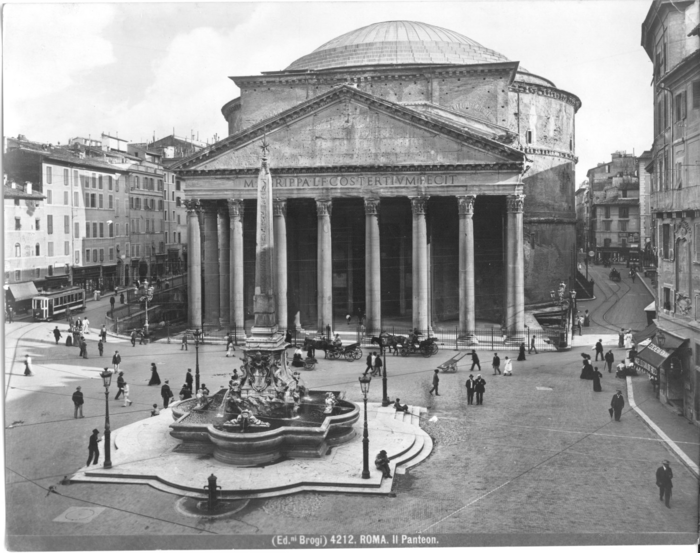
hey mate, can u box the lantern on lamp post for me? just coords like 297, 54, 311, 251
358, 374, 372, 479
100, 368, 113, 468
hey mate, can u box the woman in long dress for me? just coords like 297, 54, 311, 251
592, 367, 603, 392
148, 363, 161, 386
624, 331, 633, 350
517, 343, 526, 361
503, 356, 513, 376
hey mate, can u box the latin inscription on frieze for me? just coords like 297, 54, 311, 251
239, 174, 461, 189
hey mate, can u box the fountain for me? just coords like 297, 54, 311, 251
170, 140, 359, 465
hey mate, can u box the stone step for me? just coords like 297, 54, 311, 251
396, 432, 434, 475
393, 435, 424, 469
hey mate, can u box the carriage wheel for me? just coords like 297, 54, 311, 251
430, 343, 439, 356
344, 352, 354, 362
400, 347, 409, 357
420, 345, 431, 357
352, 348, 362, 360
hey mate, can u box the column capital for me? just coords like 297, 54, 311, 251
506, 194, 525, 214
410, 196, 430, 216
273, 199, 287, 217
316, 199, 332, 217
458, 195, 476, 216
364, 198, 380, 216
227, 198, 244, 219
217, 204, 229, 218
184, 199, 201, 213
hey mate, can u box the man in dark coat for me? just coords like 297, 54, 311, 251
53, 326, 62, 344
470, 350, 481, 371
475, 375, 486, 405
595, 339, 604, 361
130, 330, 137, 347
611, 389, 625, 421
604, 350, 615, 373
72, 386, 84, 418
161, 380, 173, 408
114, 372, 125, 400
429, 369, 440, 395
185, 368, 193, 390
120, 292, 125, 304
112, 351, 121, 371
465, 374, 476, 405
110, 295, 116, 313
100, 325, 107, 343
79, 338, 88, 359
656, 460, 673, 507
87, 429, 100, 466
180, 384, 193, 400
97, 340, 104, 356
492, 353, 501, 375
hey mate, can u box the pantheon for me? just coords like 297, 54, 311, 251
176, 20, 581, 335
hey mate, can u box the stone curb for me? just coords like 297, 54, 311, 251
625, 376, 699, 479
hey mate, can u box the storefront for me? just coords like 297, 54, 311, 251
72, 266, 102, 293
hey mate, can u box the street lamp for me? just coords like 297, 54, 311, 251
194, 328, 202, 391
381, 348, 390, 407
100, 368, 113, 469
358, 374, 372, 479
138, 279, 154, 334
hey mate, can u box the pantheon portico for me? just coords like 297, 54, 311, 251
175, 21, 580, 335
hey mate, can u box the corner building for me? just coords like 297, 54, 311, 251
178, 21, 580, 334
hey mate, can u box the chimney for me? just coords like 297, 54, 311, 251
25, 181, 32, 194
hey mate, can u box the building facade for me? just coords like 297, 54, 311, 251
177, 21, 580, 335
641, 0, 700, 424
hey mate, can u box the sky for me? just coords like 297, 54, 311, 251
3, 0, 655, 185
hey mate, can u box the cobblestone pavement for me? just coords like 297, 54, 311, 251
4, 292, 697, 549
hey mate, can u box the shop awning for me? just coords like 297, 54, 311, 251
634, 330, 689, 376
644, 301, 656, 312
633, 321, 656, 344
7, 282, 39, 302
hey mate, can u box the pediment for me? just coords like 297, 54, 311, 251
179, 86, 525, 173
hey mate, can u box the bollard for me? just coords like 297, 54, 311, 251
203, 473, 222, 511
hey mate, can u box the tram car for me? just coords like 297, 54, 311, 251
32, 287, 86, 321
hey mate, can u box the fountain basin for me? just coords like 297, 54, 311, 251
170, 391, 360, 465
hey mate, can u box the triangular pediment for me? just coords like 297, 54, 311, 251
178, 85, 525, 172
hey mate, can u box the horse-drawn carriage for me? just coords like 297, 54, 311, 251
326, 342, 363, 361
370, 332, 439, 357
400, 336, 439, 357
609, 268, 621, 282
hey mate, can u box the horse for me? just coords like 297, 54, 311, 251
303, 336, 332, 357
376, 333, 407, 355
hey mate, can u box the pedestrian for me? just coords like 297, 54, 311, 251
83, 317, 90, 334
180, 384, 192, 400
610, 389, 624, 421
365, 352, 376, 375
470, 349, 481, 371
429, 369, 440, 395
630, 269, 636, 284
23, 354, 33, 376
604, 350, 614, 373
226, 341, 235, 357
583, 309, 590, 327
139, 328, 148, 345
112, 351, 121, 371
100, 325, 107, 343
624, 331, 633, 350
150, 404, 160, 417
87, 429, 100, 466
185, 368, 193, 390
97, 340, 104, 357
226, 333, 234, 352
307, 342, 315, 359
72, 386, 85, 418
592, 366, 603, 392
618, 328, 625, 348
110, 295, 116, 313
492, 353, 501, 375
122, 381, 132, 406
285, 330, 292, 344
656, 460, 673, 508
465, 374, 475, 405
576, 315, 583, 336
148, 363, 161, 386
595, 339, 604, 361
503, 356, 513, 376
475, 375, 486, 405
529, 335, 538, 354
114, 372, 125, 400
130, 330, 137, 347
161, 380, 173, 408
120, 292, 125, 304
53, 326, 62, 344
8, 306, 14, 323
374, 450, 392, 479
517, 343, 526, 361
80, 338, 88, 359
181, 333, 188, 350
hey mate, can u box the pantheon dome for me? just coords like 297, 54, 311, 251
286, 21, 512, 71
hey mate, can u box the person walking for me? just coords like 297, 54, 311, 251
618, 328, 625, 348
139, 328, 148, 345
503, 356, 513, 376
474, 375, 486, 405
610, 389, 624, 421
161, 380, 173, 408
97, 340, 104, 357
226, 341, 235, 357
594, 339, 604, 361
112, 351, 121, 371
226, 333, 234, 352
83, 317, 90, 334
465, 374, 476, 405
517, 343, 526, 361
100, 325, 107, 343
364, 352, 376, 376
79, 338, 88, 359
624, 331, 633, 350
86, 429, 100, 466
469, 350, 481, 371
529, 335, 538, 354
130, 330, 137, 347
110, 295, 116, 314
114, 372, 125, 400
429, 369, 440, 395
630, 269, 636, 284
592, 367, 603, 392
53, 326, 62, 344
185, 368, 193, 390
122, 382, 132, 407
119, 292, 125, 304
23, 354, 33, 376
492, 353, 501, 375
72, 386, 85, 418
181, 333, 188, 350
373, 354, 383, 377
583, 309, 590, 327
656, 460, 673, 508
8, 306, 14, 323
148, 363, 161, 386
604, 350, 615, 373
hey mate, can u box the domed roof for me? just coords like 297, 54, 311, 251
286, 21, 511, 71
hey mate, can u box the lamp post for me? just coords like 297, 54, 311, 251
358, 374, 372, 479
138, 279, 154, 334
194, 328, 201, 391
100, 368, 113, 468
550, 283, 577, 348
381, 348, 390, 407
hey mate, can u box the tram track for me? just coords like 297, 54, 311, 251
588, 266, 645, 334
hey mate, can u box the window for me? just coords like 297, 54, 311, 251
116, 176, 120, 192
91, 173, 97, 188
158, 199, 163, 211
99, 249, 104, 262
108, 195, 113, 209
622, 189, 628, 198
64, 241, 69, 255
86, 250, 90, 262
177, 214, 181, 224
693, 81, 700, 109
124, 199, 128, 213
35, 244, 40, 256
604, 206, 610, 219
73, 170, 78, 187
164, 210, 168, 221
603, 220, 611, 231
663, 286, 672, 311
176, 180, 181, 191
93, 222, 98, 238
158, 179, 163, 191
130, 197, 134, 209
526, 130, 532, 144
619, 207, 629, 219
98, 175, 103, 189
47, 215, 53, 234
606, 164, 610, 174
115, 223, 119, 236
178, 232, 181, 243
48, 241, 55, 257
126, 242, 130, 257
85, 192, 90, 207
662, 223, 671, 259
74, 222, 79, 238
73, 191, 78, 207
92, 249, 97, 262
14, 270, 20, 281
63, 190, 68, 205
14, 243, 21, 257
109, 223, 114, 238
64, 215, 69, 234
35, 218, 40, 231
160, 220, 164, 232
46, 166, 52, 184
676, 161, 683, 188
108, 176, 113, 191
126, 223, 130, 235
165, 232, 168, 243
134, 176, 140, 189
99, 222, 104, 238
657, 99, 663, 133
46, 189, 52, 204
98, 194, 103, 209
14, 198, 19, 206
603, 238, 611, 248
75, 251, 80, 264
176, 197, 181, 207
619, 220, 628, 232
63, 168, 69, 185
109, 247, 114, 261
674, 91, 687, 122
14, 217, 21, 230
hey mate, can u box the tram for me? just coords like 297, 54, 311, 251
32, 287, 86, 321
